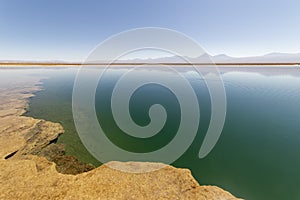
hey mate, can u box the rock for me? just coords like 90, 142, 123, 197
0, 76, 95, 174
40, 143, 95, 174
15, 120, 64, 156
0, 158, 241, 200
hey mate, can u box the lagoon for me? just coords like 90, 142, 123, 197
23, 66, 300, 200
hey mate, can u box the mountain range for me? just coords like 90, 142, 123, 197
1, 52, 300, 64
118, 52, 300, 64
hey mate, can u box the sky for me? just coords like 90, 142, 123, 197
0, 0, 300, 61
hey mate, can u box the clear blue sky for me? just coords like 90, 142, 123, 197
0, 0, 300, 61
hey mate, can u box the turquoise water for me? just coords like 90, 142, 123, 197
23, 66, 300, 200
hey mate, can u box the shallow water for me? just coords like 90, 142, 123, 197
18, 66, 300, 200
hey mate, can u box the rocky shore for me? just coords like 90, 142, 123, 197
0, 73, 242, 199
0, 76, 94, 174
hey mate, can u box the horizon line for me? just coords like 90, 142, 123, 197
0, 62, 299, 67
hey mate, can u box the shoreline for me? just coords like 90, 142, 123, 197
0, 75, 94, 174
0, 71, 242, 199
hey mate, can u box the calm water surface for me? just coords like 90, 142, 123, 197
16, 66, 300, 200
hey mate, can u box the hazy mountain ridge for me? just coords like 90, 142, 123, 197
120, 52, 300, 63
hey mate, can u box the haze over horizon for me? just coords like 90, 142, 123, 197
1, 0, 300, 61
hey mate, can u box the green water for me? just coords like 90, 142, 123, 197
24, 67, 300, 200
24, 69, 100, 166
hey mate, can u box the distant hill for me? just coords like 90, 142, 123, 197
213, 52, 300, 63
118, 52, 300, 64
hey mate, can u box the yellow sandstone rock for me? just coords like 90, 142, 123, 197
0, 158, 241, 200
